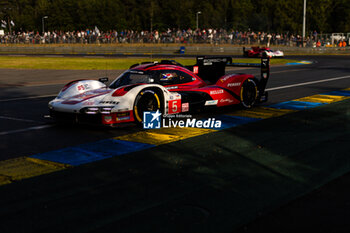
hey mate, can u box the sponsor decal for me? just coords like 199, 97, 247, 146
116, 116, 130, 121
210, 90, 224, 95
203, 58, 227, 66
227, 82, 241, 87
77, 83, 90, 91
181, 103, 189, 112
104, 115, 112, 123
220, 98, 234, 103
220, 76, 231, 82
99, 101, 119, 104
116, 112, 130, 117
193, 66, 199, 74
204, 100, 218, 106
143, 110, 162, 129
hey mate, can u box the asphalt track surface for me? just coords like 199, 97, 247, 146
0, 55, 350, 232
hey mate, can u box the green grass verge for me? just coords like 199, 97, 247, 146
0, 56, 300, 70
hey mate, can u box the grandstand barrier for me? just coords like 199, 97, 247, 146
0, 44, 349, 56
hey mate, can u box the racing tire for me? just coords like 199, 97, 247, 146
240, 78, 257, 108
133, 89, 162, 123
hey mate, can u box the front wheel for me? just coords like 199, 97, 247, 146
133, 89, 161, 123
240, 79, 257, 108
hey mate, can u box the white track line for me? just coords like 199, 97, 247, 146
266, 75, 350, 91
0, 125, 53, 136
0, 94, 55, 102
0, 116, 41, 123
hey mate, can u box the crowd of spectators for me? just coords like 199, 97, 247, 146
0, 28, 345, 47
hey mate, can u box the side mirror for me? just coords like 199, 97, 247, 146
99, 77, 109, 83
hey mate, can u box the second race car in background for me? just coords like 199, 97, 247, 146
243, 46, 284, 58
48, 55, 270, 126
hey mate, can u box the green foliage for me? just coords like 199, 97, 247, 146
0, 0, 349, 33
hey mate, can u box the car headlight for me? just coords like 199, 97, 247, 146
83, 107, 113, 114
100, 107, 113, 114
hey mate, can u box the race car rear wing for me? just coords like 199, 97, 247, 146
187, 55, 270, 99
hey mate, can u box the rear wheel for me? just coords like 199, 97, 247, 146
133, 89, 161, 123
240, 79, 257, 108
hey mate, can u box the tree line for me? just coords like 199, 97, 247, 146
0, 0, 349, 33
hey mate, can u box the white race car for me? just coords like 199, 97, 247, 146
244, 47, 284, 58
265, 49, 284, 58
48, 57, 270, 126
48, 77, 182, 125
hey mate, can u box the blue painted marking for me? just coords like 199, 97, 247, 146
206, 115, 260, 130
31, 139, 155, 166
286, 61, 312, 66
286, 62, 303, 66
321, 91, 350, 97
28, 90, 339, 167
269, 101, 326, 110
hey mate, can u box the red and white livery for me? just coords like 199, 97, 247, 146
243, 46, 284, 58
48, 56, 270, 126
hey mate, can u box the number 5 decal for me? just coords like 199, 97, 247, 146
168, 100, 181, 114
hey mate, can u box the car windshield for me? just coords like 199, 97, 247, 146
109, 71, 153, 89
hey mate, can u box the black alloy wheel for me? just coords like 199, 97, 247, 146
134, 90, 161, 123
240, 79, 257, 108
